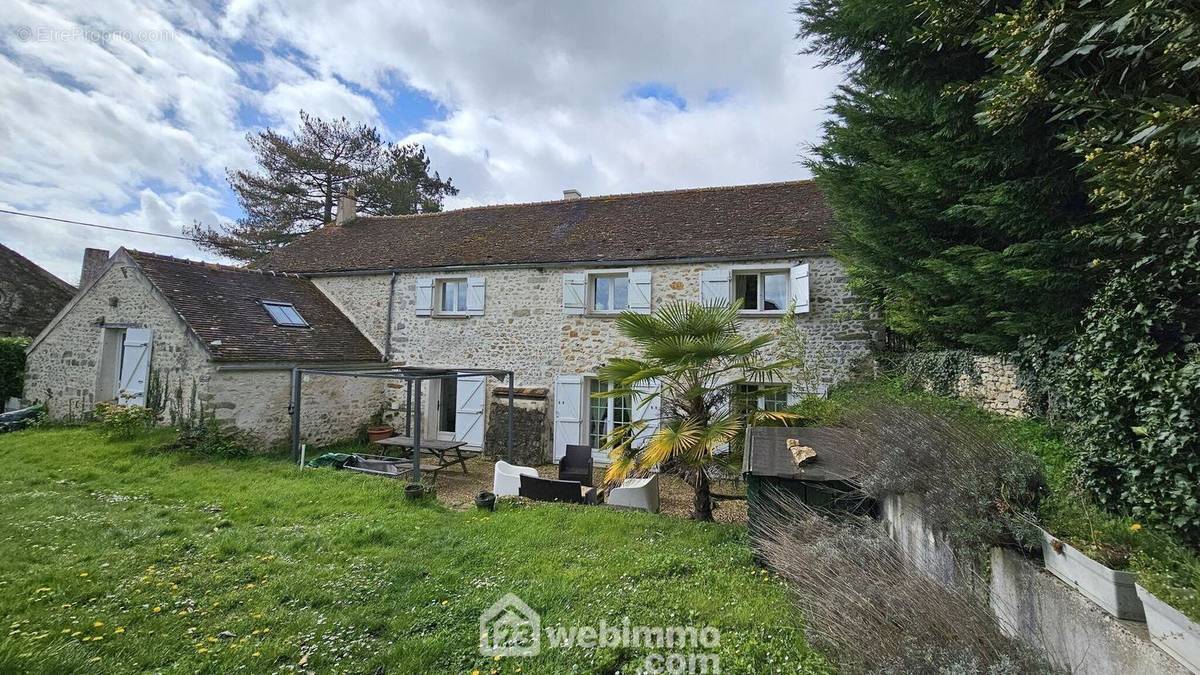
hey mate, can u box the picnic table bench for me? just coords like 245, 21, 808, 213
340, 436, 473, 481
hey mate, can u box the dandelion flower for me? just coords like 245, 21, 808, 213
152, 606, 161, 613
79, 573, 88, 578
93, 621, 104, 628
1130, 523, 1143, 533
114, 627, 125, 634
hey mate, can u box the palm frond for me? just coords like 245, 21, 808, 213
637, 418, 702, 469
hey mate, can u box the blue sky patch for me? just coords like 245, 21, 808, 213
625, 82, 687, 110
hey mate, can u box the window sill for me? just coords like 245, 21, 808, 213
583, 311, 625, 318
431, 313, 472, 319
738, 310, 786, 317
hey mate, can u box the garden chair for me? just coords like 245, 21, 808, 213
558, 444, 595, 486
606, 474, 660, 513
493, 460, 538, 497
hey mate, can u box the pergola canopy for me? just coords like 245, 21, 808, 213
290, 365, 516, 481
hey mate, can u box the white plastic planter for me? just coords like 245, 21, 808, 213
1137, 584, 1200, 674
1040, 529, 1146, 621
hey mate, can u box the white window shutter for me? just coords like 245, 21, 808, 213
553, 374, 584, 460
791, 263, 810, 314
700, 268, 732, 305
628, 271, 652, 314
466, 277, 486, 316
454, 375, 486, 448
633, 378, 660, 445
562, 273, 586, 314
415, 278, 434, 316
117, 328, 153, 407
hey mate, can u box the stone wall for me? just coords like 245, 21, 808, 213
206, 368, 385, 448
483, 389, 550, 465
955, 355, 1027, 418
25, 258, 386, 448
24, 259, 209, 420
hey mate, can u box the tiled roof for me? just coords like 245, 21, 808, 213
0, 243, 75, 338
254, 180, 832, 274
126, 250, 381, 363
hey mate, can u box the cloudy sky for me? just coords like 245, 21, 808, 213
0, 0, 842, 284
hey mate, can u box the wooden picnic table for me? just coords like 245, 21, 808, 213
371, 436, 473, 476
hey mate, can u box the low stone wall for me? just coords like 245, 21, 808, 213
955, 355, 1026, 418
880, 492, 1186, 674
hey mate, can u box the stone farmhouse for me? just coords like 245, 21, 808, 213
25, 181, 875, 458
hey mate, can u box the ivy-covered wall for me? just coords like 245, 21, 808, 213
892, 351, 1026, 417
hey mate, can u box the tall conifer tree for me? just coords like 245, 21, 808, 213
796, 1, 1096, 351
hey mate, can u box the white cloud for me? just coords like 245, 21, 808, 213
0, 0, 840, 282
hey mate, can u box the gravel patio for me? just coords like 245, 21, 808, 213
426, 456, 749, 524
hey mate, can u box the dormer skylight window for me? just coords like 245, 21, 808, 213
262, 301, 308, 327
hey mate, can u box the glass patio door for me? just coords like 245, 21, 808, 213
436, 377, 457, 441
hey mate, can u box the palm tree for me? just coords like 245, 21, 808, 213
597, 301, 798, 521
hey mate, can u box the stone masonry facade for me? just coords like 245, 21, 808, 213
24, 260, 209, 421
24, 260, 382, 447
315, 255, 876, 452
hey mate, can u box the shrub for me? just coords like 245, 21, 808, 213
839, 402, 1046, 562
93, 402, 157, 441
0, 337, 30, 403
753, 490, 1047, 673
1060, 273, 1200, 545
169, 409, 252, 458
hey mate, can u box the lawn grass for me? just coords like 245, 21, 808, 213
0, 427, 827, 674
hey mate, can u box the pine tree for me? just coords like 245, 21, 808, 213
190, 111, 457, 262
796, 0, 1097, 351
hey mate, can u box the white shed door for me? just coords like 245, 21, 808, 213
553, 374, 584, 460
117, 328, 153, 407
454, 375, 486, 448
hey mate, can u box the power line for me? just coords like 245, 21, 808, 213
0, 208, 195, 241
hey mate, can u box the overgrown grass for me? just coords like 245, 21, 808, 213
0, 427, 828, 674
833, 377, 1200, 622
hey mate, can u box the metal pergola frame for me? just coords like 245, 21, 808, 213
290, 365, 515, 482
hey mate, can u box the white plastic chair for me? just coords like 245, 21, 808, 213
493, 460, 539, 497
607, 474, 660, 513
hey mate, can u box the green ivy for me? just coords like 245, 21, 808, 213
1060, 273, 1200, 544
887, 349, 981, 398
0, 337, 30, 403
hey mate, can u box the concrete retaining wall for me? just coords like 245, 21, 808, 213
879, 492, 1187, 674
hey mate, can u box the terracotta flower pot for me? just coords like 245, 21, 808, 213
366, 426, 395, 443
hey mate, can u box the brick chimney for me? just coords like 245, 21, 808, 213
79, 248, 110, 289
562, 189, 581, 201
335, 188, 357, 225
